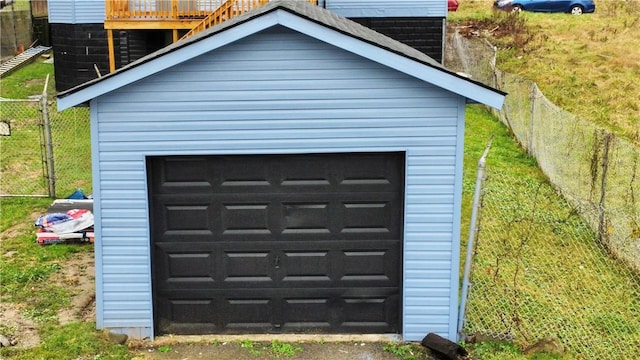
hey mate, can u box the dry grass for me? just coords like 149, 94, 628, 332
449, 0, 640, 144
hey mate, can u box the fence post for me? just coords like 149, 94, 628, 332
529, 83, 537, 156
458, 137, 493, 341
597, 133, 612, 247
41, 74, 56, 198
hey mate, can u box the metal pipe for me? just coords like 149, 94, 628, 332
457, 136, 493, 341
41, 74, 56, 198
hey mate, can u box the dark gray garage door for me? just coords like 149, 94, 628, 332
147, 153, 404, 335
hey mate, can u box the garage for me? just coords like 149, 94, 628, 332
56, 1, 504, 341
148, 153, 404, 334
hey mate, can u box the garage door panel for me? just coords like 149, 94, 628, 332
151, 154, 403, 195
225, 251, 273, 282
224, 298, 274, 330
154, 197, 401, 241
164, 204, 212, 231
156, 239, 399, 290
221, 203, 272, 235
148, 153, 403, 335
153, 245, 216, 286
156, 288, 399, 334
149, 157, 213, 195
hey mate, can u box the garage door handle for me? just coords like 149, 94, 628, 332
274, 255, 280, 269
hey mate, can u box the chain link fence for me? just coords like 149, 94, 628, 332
463, 166, 640, 358
448, 30, 640, 358
0, 85, 91, 198
0, 97, 49, 196
48, 103, 92, 197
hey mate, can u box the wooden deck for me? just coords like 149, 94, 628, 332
105, 0, 316, 29
105, 0, 317, 72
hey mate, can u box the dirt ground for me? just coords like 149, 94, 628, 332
129, 338, 436, 360
0, 248, 96, 345
0, 211, 96, 351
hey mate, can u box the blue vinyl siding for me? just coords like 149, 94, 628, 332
91, 26, 465, 340
48, 0, 105, 24
324, 0, 446, 17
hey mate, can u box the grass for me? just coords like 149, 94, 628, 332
448, 0, 640, 144
383, 342, 424, 360
1, 323, 130, 360
0, 59, 55, 99
0, 0, 30, 12
238, 339, 303, 358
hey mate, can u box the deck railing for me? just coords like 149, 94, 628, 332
179, 0, 268, 40
107, 0, 226, 20
106, 0, 316, 21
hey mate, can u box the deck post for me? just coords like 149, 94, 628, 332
107, 29, 115, 73
172, 0, 178, 19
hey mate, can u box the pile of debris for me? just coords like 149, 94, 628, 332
34, 190, 94, 245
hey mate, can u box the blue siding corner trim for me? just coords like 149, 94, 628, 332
90, 101, 104, 329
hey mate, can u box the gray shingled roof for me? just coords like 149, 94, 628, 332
58, 0, 500, 99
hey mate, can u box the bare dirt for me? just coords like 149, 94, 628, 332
0, 305, 40, 349
57, 251, 96, 325
0, 243, 96, 349
129, 338, 435, 360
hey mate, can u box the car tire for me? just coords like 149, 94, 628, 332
569, 5, 584, 15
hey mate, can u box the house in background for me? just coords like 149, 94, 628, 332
48, 0, 453, 91
57, 1, 505, 341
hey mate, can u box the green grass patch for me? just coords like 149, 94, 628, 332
383, 342, 425, 360
238, 340, 303, 358
0, 58, 55, 99
0, 323, 131, 360
268, 340, 303, 358
449, 0, 640, 144
0, 197, 51, 231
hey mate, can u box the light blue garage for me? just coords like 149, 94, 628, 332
58, 1, 505, 341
